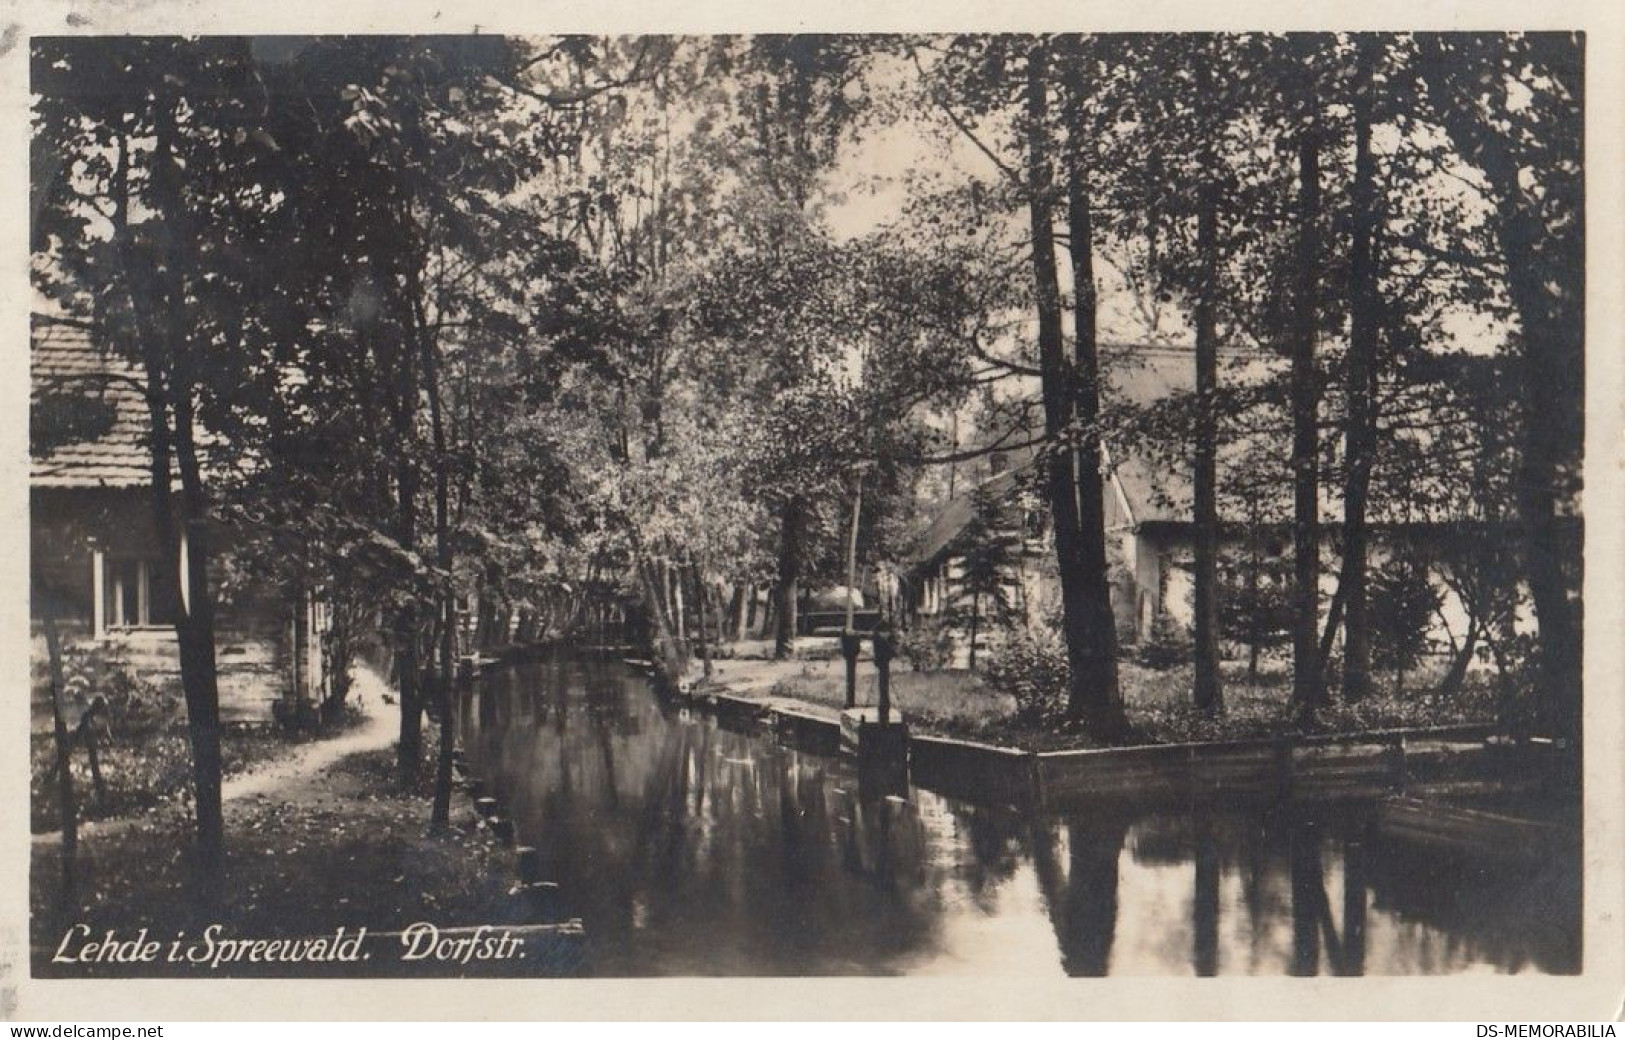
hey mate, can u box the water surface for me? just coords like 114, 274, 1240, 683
462, 655, 1579, 976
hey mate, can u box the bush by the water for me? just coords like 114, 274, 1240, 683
982, 629, 1070, 725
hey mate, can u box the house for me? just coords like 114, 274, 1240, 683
904, 346, 1516, 665
30, 318, 327, 728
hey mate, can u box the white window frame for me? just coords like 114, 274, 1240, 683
95, 552, 175, 632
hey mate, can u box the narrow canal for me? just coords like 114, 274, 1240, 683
462, 654, 1579, 977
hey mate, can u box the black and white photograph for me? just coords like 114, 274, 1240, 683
7, 14, 1620, 1017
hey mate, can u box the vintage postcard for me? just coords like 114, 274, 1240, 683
1, 0, 1621, 1022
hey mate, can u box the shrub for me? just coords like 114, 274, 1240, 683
982, 629, 1070, 725
897, 618, 954, 672
57, 643, 182, 737
1369, 554, 1442, 686
1136, 611, 1192, 671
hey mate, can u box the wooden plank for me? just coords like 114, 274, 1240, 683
910, 734, 1036, 806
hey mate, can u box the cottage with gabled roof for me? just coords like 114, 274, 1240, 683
30, 318, 327, 728
904, 346, 1522, 672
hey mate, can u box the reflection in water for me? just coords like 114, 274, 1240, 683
1194, 817, 1219, 976
462, 655, 1580, 977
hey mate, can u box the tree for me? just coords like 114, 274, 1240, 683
34, 38, 290, 884
1336, 35, 1385, 703
1220, 536, 1294, 681
1103, 34, 1248, 715
1286, 37, 1330, 715
1058, 36, 1130, 726
1416, 33, 1583, 740
952, 486, 1021, 670
1019, 38, 1128, 735
1369, 550, 1441, 694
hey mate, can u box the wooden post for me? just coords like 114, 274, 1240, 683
840, 631, 861, 710
136, 559, 150, 627
874, 627, 894, 726
79, 702, 107, 811
844, 485, 863, 632
516, 845, 541, 883
841, 477, 866, 711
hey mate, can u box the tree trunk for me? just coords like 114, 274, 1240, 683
729, 584, 748, 642
1439, 612, 1482, 699
1419, 36, 1583, 741
1339, 38, 1381, 704
421, 326, 458, 833
669, 561, 687, 646
123, 108, 227, 885
1246, 535, 1264, 682
1060, 40, 1127, 730
391, 369, 424, 786
774, 498, 803, 659
43, 611, 77, 903
162, 399, 228, 886
1192, 148, 1225, 716
638, 556, 685, 682
689, 560, 714, 678
968, 592, 980, 671
1289, 42, 1327, 715
1030, 40, 1125, 737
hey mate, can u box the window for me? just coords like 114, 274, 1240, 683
102, 556, 179, 628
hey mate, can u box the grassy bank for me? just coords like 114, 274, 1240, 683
30, 743, 519, 976
30, 709, 365, 833
694, 638, 1501, 751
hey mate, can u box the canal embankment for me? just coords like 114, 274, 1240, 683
457, 652, 1580, 975
673, 645, 1574, 815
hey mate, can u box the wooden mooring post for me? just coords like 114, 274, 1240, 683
840, 631, 862, 710
840, 624, 907, 794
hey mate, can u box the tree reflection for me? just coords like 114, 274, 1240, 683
1194, 815, 1220, 976
1288, 816, 1368, 976
456, 657, 1572, 977
1033, 814, 1131, 977
466, 659, 949, 973
1289, 818, 1323, 976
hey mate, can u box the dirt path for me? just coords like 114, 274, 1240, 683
32, 663, 398, 847
220, 664, 396, 803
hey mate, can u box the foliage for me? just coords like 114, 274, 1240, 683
1136, 610, 1194, 671
981, 628, 1071, 726
30, 710, 363, 833
31, 744, 513, 950
1218, 541, 1294, 666
945, 486, 1023, 668
896, 617, 955, 672
41, 643, 183, 738
1369, 552, 1444, 679
26, 32, 1587, 848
